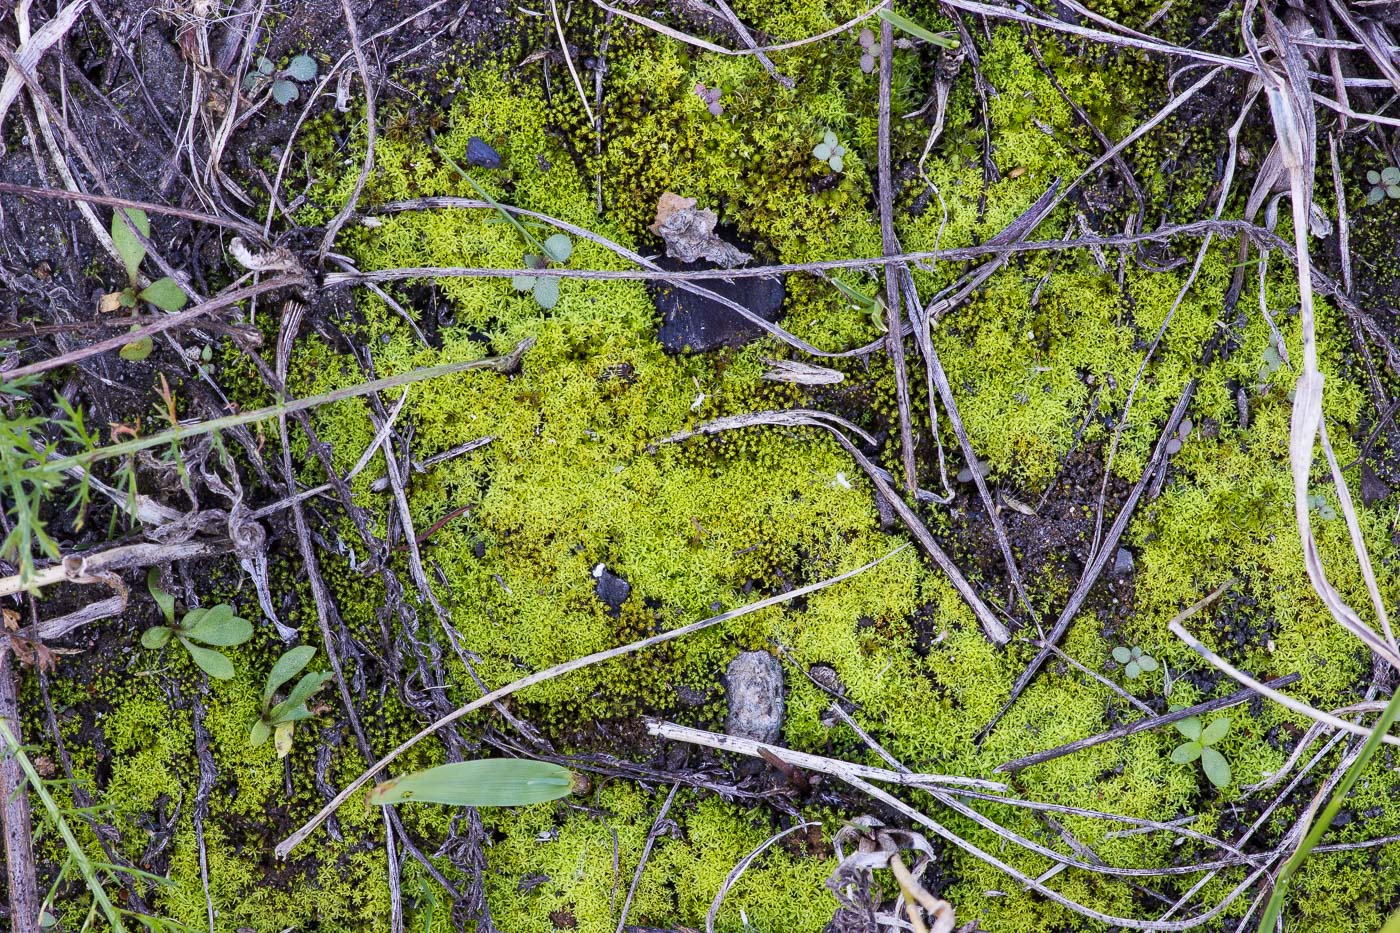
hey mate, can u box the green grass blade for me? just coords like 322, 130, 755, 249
1257, 686, 1400, 930
0, 721, 126, 933
876, 9, 959, 48
366, 760, 576, 807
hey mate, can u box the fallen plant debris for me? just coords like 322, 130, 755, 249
2, 1, 1400, 931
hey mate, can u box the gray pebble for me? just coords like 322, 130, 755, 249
725, 651, 784, 745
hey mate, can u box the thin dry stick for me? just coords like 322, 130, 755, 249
0, 181, 266, 238
996, 672, 1301, 773
0, 647, 38, 933
658, 410, 1010, 644
317, 0, 376, 261
590, 0, 890, 56
550, 0, 596, 126
876, 17, 917, 492
275, 546, 906, 857
1171, 617, 1400, 748
615, 782, 679, 933
1, 274, 305, 382
983, 382, 1196, 733
644, 722, 1007, 791
706, 821, 820, 933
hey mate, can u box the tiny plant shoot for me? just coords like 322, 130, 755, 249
250, 646, 333, 757
366, 760, 577, 808
1171, 715, 1232, 788
105, 209, 189, 361
142, 569, 253, 679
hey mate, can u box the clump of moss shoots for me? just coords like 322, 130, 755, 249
22, 3, 1400, 933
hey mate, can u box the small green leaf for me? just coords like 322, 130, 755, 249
1174, 716, 1202, 741
285, 54, 318, 82
271, 79, 299, 105
542, 233, 573, 263
1170, 740, 1202, 764
1368, 170, 1382, 185
1112, 646, 1131, 664
876, 9, 960, 48
138, 277, 188, 311
110, 208, 150, 281
270, 671, 333, 722
1388, 185, 1400, 199
512, 274, 536, 292
533, 277, 560, 309
1200, 746, 1231, 787
250, 719, 271, 746
118, 288, 138, 308
141, 626, 173, 649
813, 143, 832, 161
119, 337, 153, 362
1368, 187, 1386, 206
1200, 717, 1231, 745
180, 639, 235, 680
1124, 660, 1140, 679
182, 604, 253, 647
257, 56, 275, 75
263, 646, 317, 709
366, 760, 576, 807
1136, 655, 1158, 673
828, 155, 844, 173
147, 568, 175, 624
1383, 166, 1400, 185
823, 130, 837, 146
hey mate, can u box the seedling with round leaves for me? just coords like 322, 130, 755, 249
141, 569, 252, 680
243, 53, 318, 105
366, 759, 577, 808
1366, 166, 1400, 205
858, 27, 878, 74
1171, 715, 1233, 788
813, 130, 847, 173
511, 233, 573, 309
250, 645, 333, 758
1111, 645, 1158, 679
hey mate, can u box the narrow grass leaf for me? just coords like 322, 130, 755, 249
876, 10, 959, 48
367, 760, 576, 807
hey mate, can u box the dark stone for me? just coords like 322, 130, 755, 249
1111, 547, 1135, 577
465, 136, 501, 169
1361, 463, 1391, 507
724, 650, 784, 744
592, 563, 631, 615
650, 255, 784, 353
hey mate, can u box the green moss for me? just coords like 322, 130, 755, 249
30, 4, 1399, 931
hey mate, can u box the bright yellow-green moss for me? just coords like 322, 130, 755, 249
31, 3, 1400, 932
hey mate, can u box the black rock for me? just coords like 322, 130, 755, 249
465, 136, 501, 169
592, 564, 631, 615
1361, 463, 1391, 507
650, 255, 784, 353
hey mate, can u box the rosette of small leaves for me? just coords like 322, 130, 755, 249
813, 130, 847, 173
694, 83, 724, 116
512, 234, 573, 309
245, 53, 318, 105
1111, 644, 1158, 679
1366, 166, 1400, 205
141, 569, 252, 679
1171, 715, 1232, 788
250, 645, 333, 757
